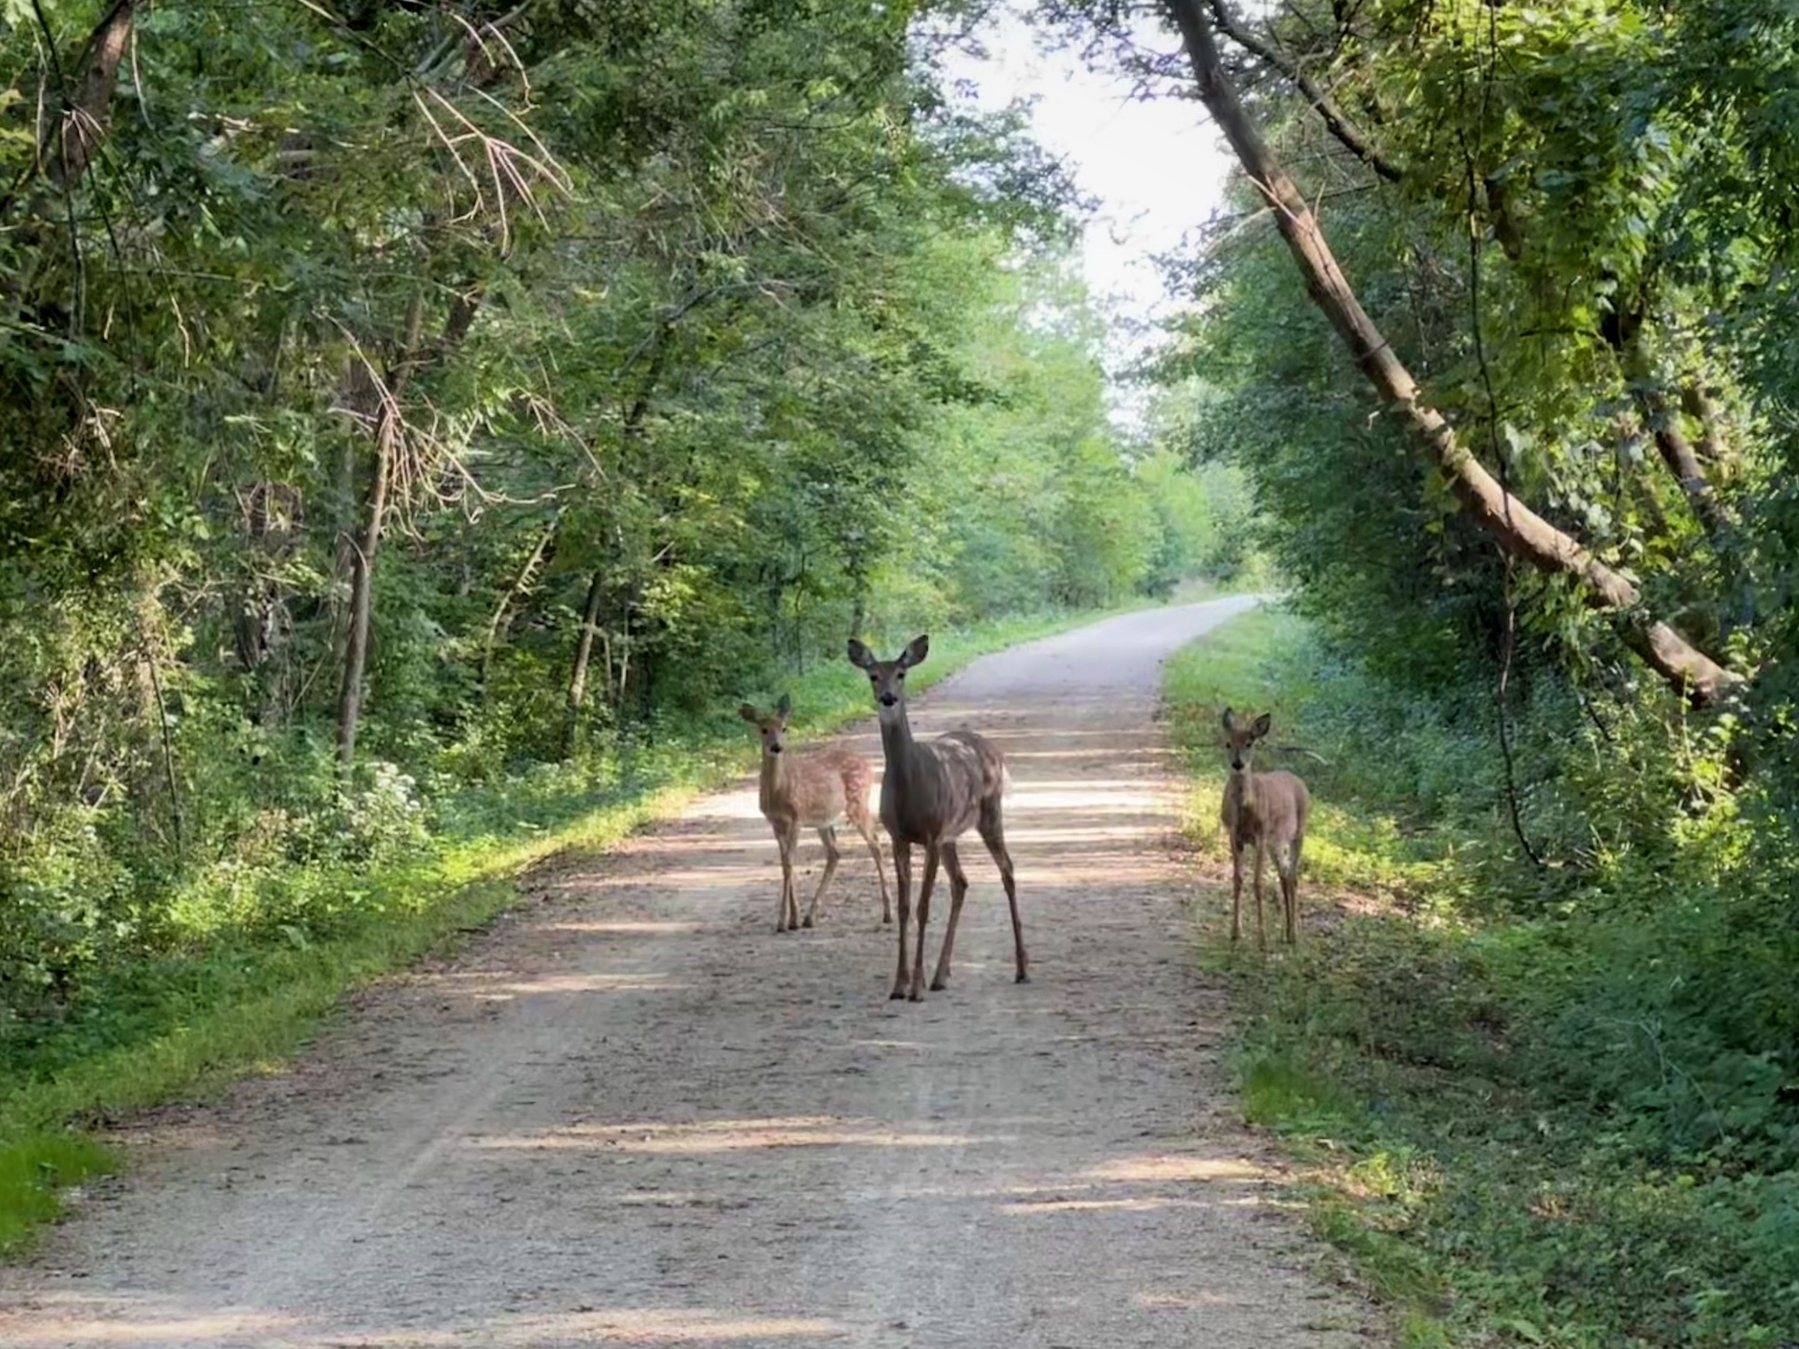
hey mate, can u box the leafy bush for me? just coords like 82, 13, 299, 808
1168, 609, 1799, 1347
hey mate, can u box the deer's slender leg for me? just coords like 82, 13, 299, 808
1284, 833, 1304, 945
978, 801, 1027, 983
1229, 840, 1245, 944
1278, 838, 1299, 944
804, 825, 841, 928
890, 839, 913, 999
929, 841, 970, 991
1252, 839, 1269, 952
854, 816, 892, 925
775, 822, 798, 933
910, 845, 940, 1002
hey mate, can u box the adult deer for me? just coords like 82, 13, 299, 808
846, 635, 1026, 1000
740, 695, 891, 933
1220, 707, 1310, 948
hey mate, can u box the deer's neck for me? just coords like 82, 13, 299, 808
1226, 766, 1258, 820
878, 704, 920, 785
759, 749, 786, 810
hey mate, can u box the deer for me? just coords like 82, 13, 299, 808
740, 694, 891, 933
1219, 707, 1310, 949
846, 635, 1027, 1001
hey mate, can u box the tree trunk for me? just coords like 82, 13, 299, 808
563, 569, 606, 758
55, 0, 137, 189
480, 515, 559, 700
1161, 0, 1737, 706
330, 288, 486, 768
335, 416, 396, 769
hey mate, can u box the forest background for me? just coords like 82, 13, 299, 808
5, 3, 1799, 1346
0, 0, 1240, 1249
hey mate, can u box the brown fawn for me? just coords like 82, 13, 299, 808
1220, 707, 1310, 948
847, 635, 1026, 1001
740, 695, 891, 932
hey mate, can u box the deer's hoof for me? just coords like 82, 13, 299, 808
801, 917, 815, 929
1015, 971, 1030, 984
888, 985, 908, 1000
929, 977, 948, 992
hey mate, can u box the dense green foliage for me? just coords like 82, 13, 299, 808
1126, 1, 1799, 1344
0, 0, 1219, 1060
1168, 611, 1798, 1348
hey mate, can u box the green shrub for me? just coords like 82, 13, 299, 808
1169, 608, 1799, 1347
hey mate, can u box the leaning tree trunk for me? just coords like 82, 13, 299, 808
563, 569, 607, 759
1161, 0, 1737, 706
335, 422, 395, 769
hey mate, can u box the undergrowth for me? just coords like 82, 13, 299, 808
1165, 607, 1799, 1349
0, 604, 1118, 1257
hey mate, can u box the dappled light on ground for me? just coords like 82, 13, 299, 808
0, 1301, 843, 1348
469, 1116, 1000, 1154
0, 1305, 299, 1347
1083, 1155, 1266, 1184
1000, 1195, 1214, 1214
0, 600, 1370, 1349
433, 970, 690, 998
539, 921, 707, 936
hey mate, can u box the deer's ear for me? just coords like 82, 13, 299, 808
1220, 706, 1236, 731
901, 634, 930, 668
776, 692, 792, 717
739, 704, 761, 723
1252, 712, 1273, 739
846, 638, 873, 669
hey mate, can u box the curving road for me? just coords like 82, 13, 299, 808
0, 597, 1376, 1348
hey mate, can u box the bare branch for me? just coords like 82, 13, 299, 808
1206, 0, 1402, 182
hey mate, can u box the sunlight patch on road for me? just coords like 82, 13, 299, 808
569, 866, 764, 892
478, 1308, 843, 1344
1005, 784, 1168, 810
436, 971, 689, 999
1000, 824, 1163, 845
539, 920, 706, 936
1134, 1290, 1236, 1310
0, 1304, 299, 1346
469, 1116, 1000, 1155
998, 745, 1174, 760
1082, 1154, 1265, 1183
1000, 1195, 1214, 1214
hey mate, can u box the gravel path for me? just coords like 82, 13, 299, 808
0, 597, 1377, 1348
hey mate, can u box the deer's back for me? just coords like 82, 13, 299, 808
774, 749, 871, 827
882, 728, 1005, 845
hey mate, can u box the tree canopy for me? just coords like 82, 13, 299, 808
0, 0, 1217, 1018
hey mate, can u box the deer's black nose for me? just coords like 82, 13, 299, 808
879, 694, 897, 707
770, 744, 783, 753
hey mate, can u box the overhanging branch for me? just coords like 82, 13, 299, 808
1161, 0, 1737, 705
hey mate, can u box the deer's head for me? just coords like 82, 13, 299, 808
1221, 707, 1272, 777
847, 635, 928, 724
739, 692, 794, 754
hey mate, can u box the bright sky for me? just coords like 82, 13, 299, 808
937, 4, 1237, 416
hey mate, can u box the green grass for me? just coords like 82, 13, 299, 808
0, 602, 1131, 1258
1164, 607, 1799, 1349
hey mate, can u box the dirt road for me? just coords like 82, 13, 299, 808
0, 598, 1375, 1348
